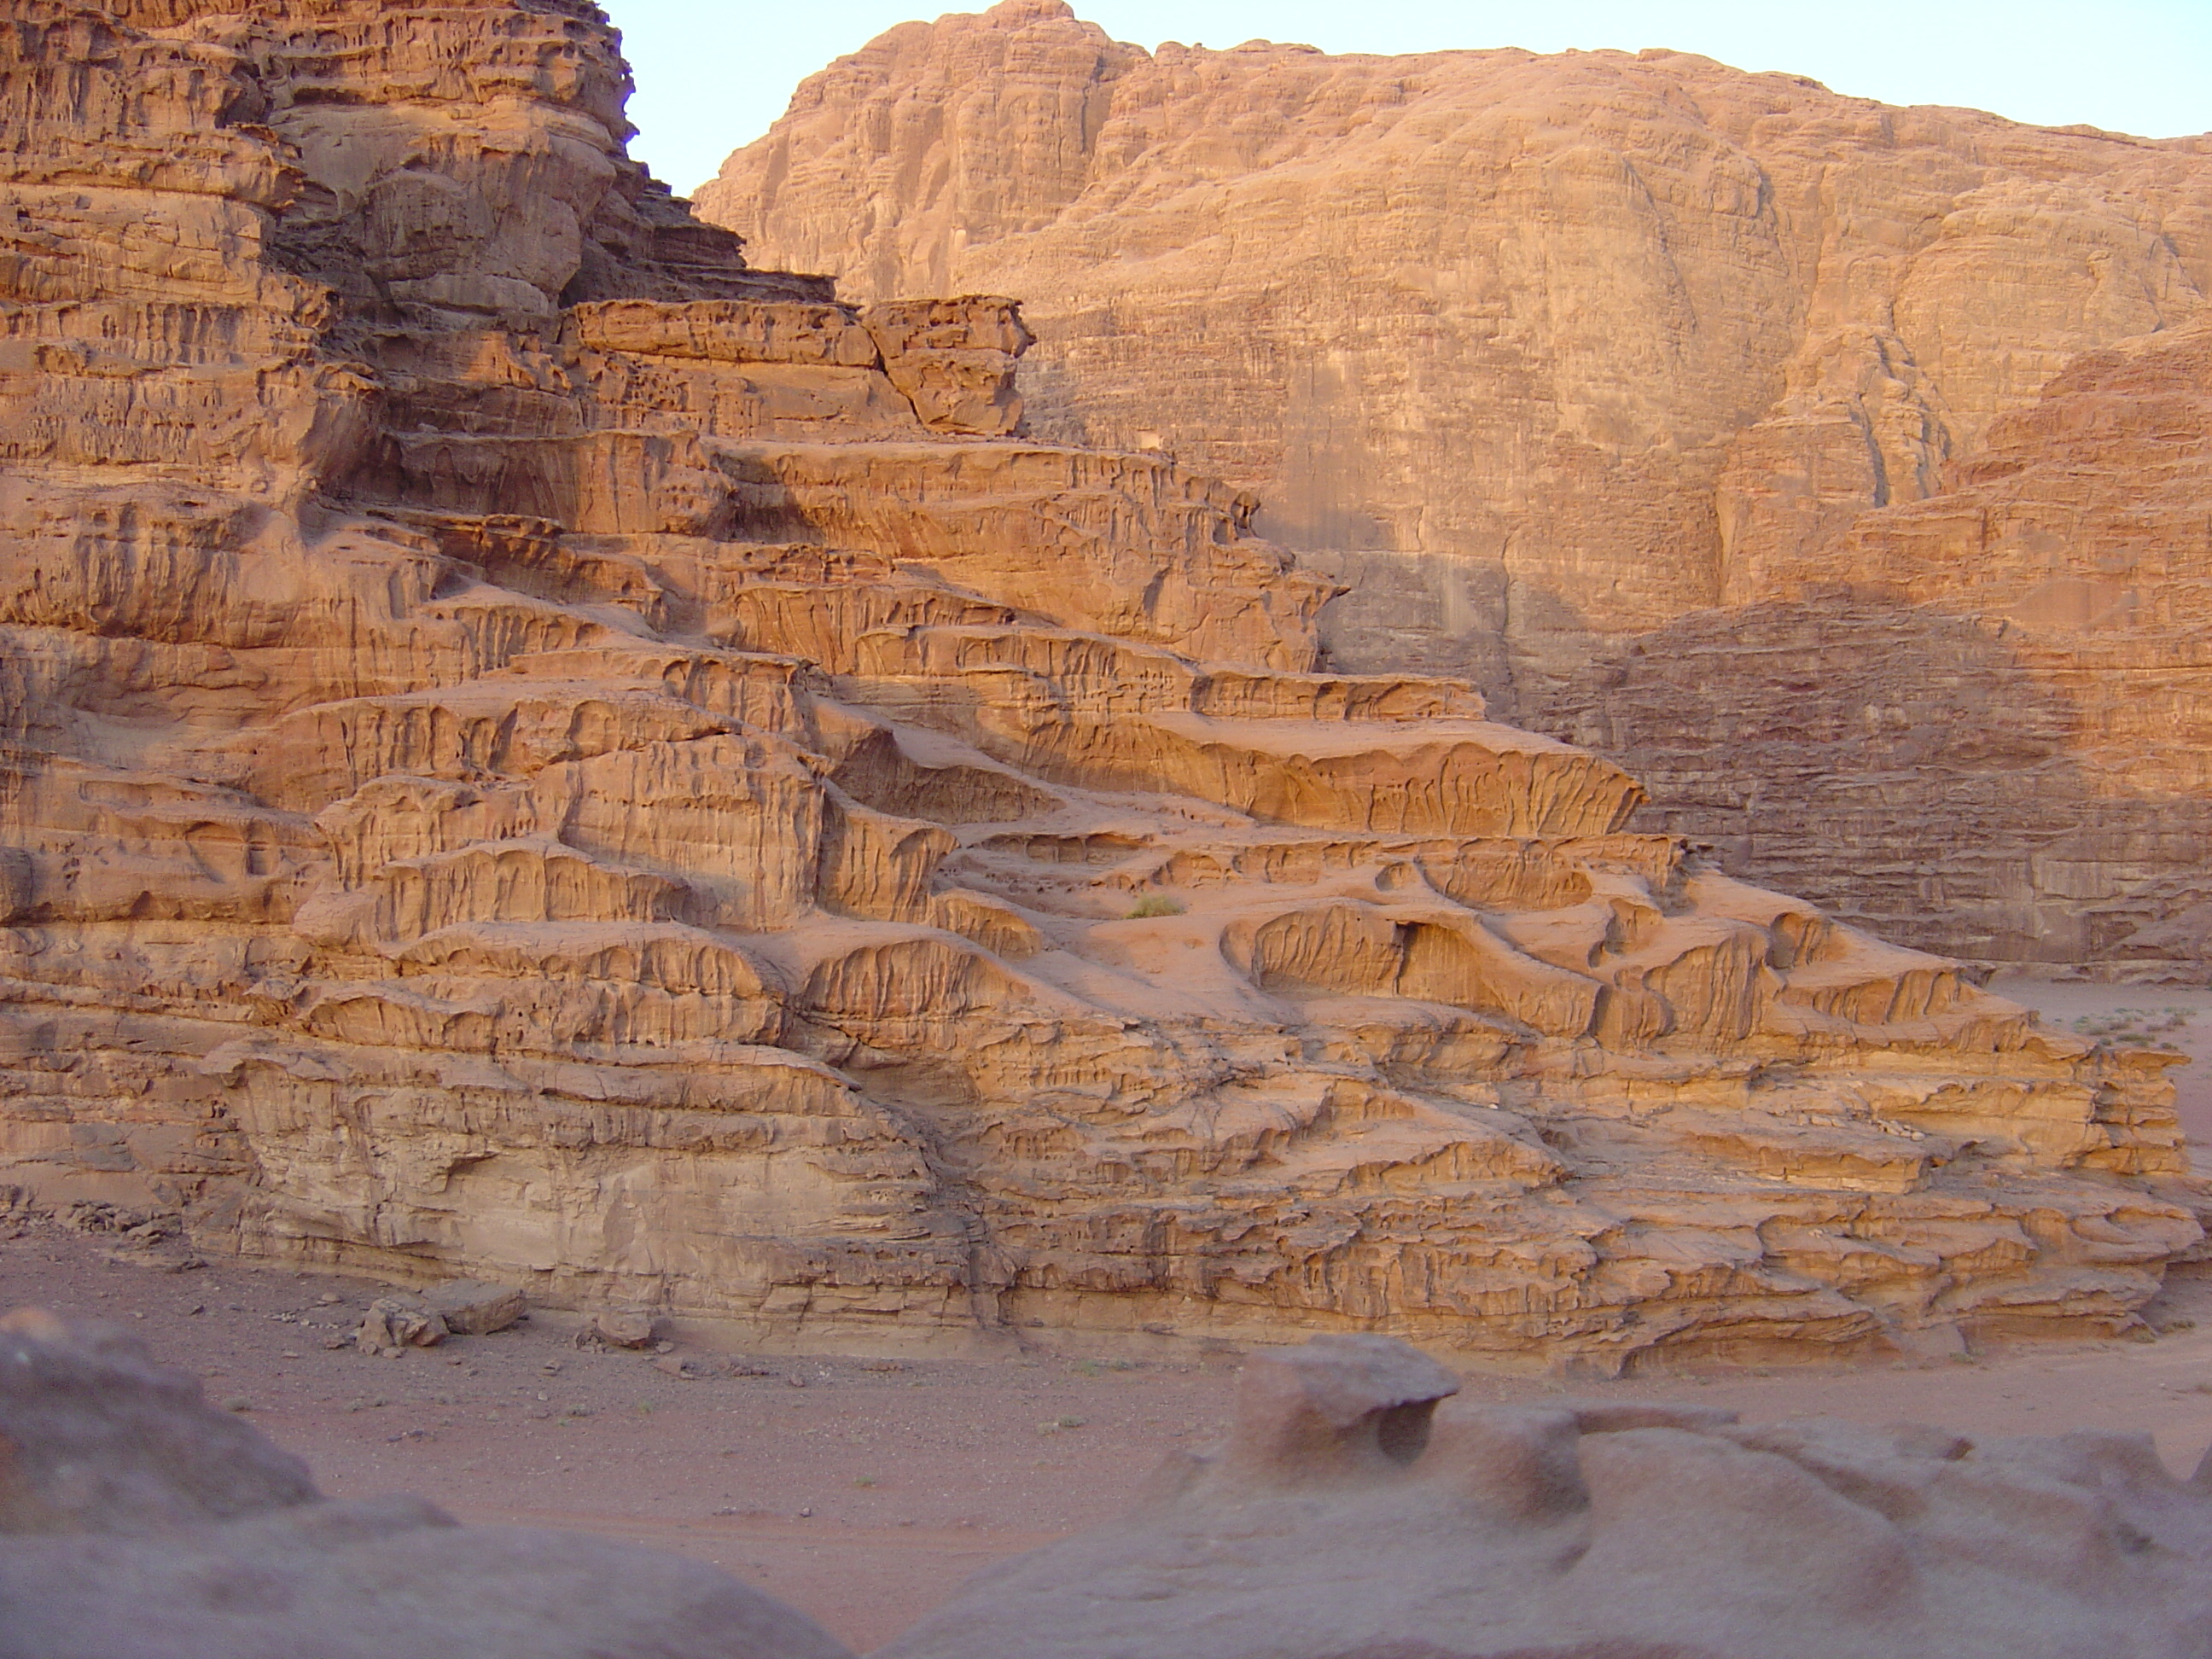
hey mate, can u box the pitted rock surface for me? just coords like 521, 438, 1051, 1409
0, 0, 2203, 1365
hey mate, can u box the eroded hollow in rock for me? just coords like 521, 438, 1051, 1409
1372, 1398, 1436, 1465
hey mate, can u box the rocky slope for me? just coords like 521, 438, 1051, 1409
1586, 319, 2212, 971
699, 0, 2212, 975
0, 0, 2200, 1369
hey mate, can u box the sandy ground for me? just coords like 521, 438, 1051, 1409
5, 982, 2209, 1652
11, 1226, 2212, 1650
1991, 975, 2212, 1156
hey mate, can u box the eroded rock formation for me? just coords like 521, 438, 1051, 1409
700, 0, 2212, 975
882, 1332, 2212, 1659
0, 0, 2202, 1366
0, 1309, 852, 1659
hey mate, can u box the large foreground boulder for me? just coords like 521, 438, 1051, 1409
0, 1310, 850, 1659
879, 1333, 2212, 1659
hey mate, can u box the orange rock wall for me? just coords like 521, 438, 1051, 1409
0, 0, 2203, 1368
699, 0, 2212, 975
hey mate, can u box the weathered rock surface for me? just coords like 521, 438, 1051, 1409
426, 1277, 528, 1334
590, 1307, 660, 1349
1581, 317, 2212, 971
0, 1306, 317, 1533
357, 1296, 448, 1353
701, 0, 2212, 975
0, 0, 2203, 1366
881, 1332, 2212, 1659
0, 1311, 852, 1659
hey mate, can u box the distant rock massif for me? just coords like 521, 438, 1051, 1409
701, 0, 2212, 976
0, 0, 2203, 1366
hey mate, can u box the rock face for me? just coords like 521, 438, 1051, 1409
0, 0, 2203, 1367
881, 1332, 2212, 1659
0, 1310, 853, 1659
1585, 318, 2212, 971
699, 0, 2212, 975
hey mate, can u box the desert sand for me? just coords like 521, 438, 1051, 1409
12, 1106, 2212, 1651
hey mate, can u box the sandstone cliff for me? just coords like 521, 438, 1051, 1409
0, 0, 2201, 1368
0, 1309, 852, 1659
699, 0, 2212, 975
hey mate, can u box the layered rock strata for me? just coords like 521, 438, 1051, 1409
884, 1332, 2212, 1659
0, 0, 2201, 1366
1575, 318, 2212, 969
701, 0, 2212, 975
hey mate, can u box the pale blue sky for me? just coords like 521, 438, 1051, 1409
616, 2, 2212, 195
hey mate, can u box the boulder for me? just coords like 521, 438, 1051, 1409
589, 1308, 659, 1349
0, 1499, 854, 1659
878, 1334, 2212, 1659
0, 1311, 851, 1659
357, 1300, 448, 1353
424, 1280, 527, 1336
0, 1308, 317, 1534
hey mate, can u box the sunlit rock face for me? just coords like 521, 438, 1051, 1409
698, 0, 2212, 977
0, 0, 2202, 1370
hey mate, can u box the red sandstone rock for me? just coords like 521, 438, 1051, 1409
701, 0, 2212, 975
0, 1312, 852, 1659
0, 0, 2201, 1370
0, 1307, 317, 1533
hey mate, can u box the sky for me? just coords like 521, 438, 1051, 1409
616, 1, 2212, 195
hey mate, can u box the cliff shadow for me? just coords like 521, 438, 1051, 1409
1511, 588, 2207, 978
